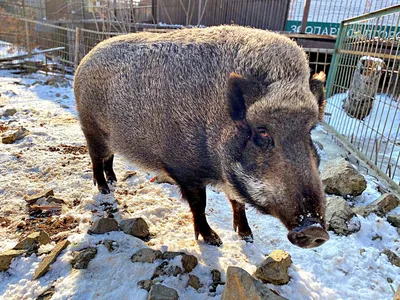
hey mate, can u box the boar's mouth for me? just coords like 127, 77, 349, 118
287, 218, 329, 248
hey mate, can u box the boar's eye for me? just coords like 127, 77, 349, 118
253, 127, 274, 148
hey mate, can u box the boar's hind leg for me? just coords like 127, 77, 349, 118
180, 186, 222, 246
230, 199, 253, 242
104, 154, 117, 184
84, 130, 112, 194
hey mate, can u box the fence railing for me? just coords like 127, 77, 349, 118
325, 4, 400, 192
0, 12, 124, 73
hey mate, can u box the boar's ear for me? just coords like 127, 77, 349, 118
227, 73, 259, 121
310, 71, 326, 121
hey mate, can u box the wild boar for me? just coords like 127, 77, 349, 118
74, 25, 329, 248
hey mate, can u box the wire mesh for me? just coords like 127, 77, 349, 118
287, 0, 399, 34
325, 5, 400, 185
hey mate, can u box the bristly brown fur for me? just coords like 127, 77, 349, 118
74, 25, 328, 246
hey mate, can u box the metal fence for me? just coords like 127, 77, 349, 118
0, 12, 123, 73
325, 4, 400, 191
287, 0, 399, 34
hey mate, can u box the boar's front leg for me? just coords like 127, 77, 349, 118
180, 185, 222, 246
230, 199, 253, 242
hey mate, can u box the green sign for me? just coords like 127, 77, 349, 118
286, 20, 340, 35
286, 20, 400, 40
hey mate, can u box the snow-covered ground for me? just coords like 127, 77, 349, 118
326, 92, 400, 183
0, 69, 399, 300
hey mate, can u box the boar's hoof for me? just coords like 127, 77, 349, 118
106, 175, 117, 185
241, 234, 254, 243
98, 185, 111, 194
197, 230, 223, 246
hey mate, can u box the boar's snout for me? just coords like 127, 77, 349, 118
287, 218, 329, 248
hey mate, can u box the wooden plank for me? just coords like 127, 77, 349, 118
0, 47, 65, 62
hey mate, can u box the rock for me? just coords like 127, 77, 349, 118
0, 249, 27, 271
181, 254, 198, 273
394, 285, 400, 300
37, 286, 55, 300
162, 251, 185, 260
120, 218, 149, 239
254, 250, 292, 285
2, 108, 17, 117
187, 274, 201, 290
61, 104, 69, 109
14, 230, 51, 252
90, 218, 119, 234
71, 247, 98, 269
2, 126, 30, 144
321, 158, 367, 196
382, 249, 400, 267
138, 279, 154, 292
33, 239, 70, 280
25, 189, 54, 204
46, 196, 66, 205
222, 266, 286, 300
211, 269, 222, 283
148, 284, 179, 300
131, 248, 162, 263
121, 171, 137, 181
62, 95, 69, 99
387, 215, 400, 228
326, 196, 361, 235
103, 240, 119, 252
354, 194, 400, 217
152, 261, 183, 279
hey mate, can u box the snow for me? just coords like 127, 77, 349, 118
0, 68, 399, 300
326, 92, 400, 182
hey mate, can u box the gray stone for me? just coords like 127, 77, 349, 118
181, 254, 198, 273
0, 249, 27, 271
71, 247, 98, 269
61, 104, 69, 109
120, 218, 149, 239
211, 269, 222, 283
2, 108, 17, 117
382, 249, 400, 267
187, 274, 201, 290
387, 215, 400, 228
131, 248, 162, 263
222, 266, 286, 300
162, 251, 185, 260
55, 93, 61, 97
103, 240, 119, 252
33, 239, 70, 280
326, 196, 361, 235
148, 284, 179, 300
37, 286, 55, 300
14, 230, 51, 252
138, 279, 154, 292
321, 158, 367, 197
152, 261, 183, 279
354, 194, 400, 218
90, 218, 119, 234
25, 189, 54, 204
254, 250, 292, 285
62, 95, 69, 99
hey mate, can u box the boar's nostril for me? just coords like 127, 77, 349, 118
287, 226, 329, 248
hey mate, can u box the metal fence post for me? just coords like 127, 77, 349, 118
74, 27, 82, 70
299, 0, 311, 34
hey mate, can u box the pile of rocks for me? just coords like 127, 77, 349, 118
321, 158, 399, 236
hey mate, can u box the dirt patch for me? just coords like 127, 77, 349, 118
0, 124, 9, 133
17, 216, 78, 242
46, 144, 88, 155
0, 217, 11, 227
